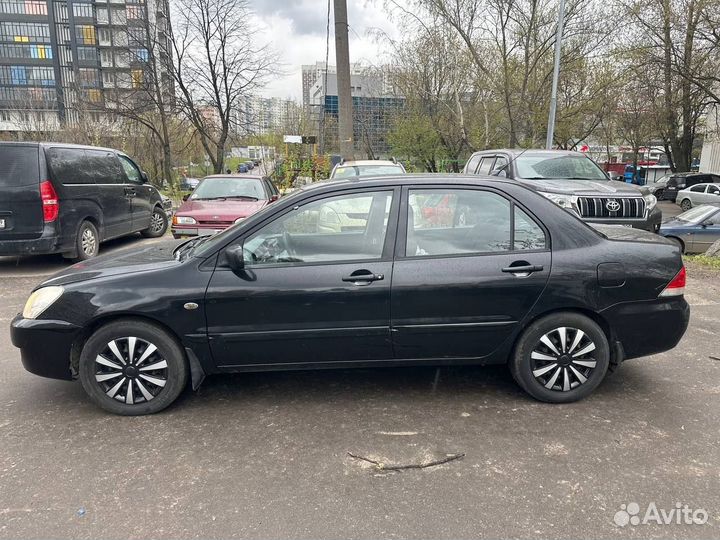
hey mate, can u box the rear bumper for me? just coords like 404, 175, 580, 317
602, 296, 690, 360
11, 315, 81, 380
0, 235, 61, 256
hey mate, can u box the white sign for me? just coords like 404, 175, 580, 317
283, 135, 302, 144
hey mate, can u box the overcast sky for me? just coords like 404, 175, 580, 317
252, 0, 402, 100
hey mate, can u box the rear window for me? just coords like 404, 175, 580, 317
48, 148, 89, 185
0, 146, 39, 187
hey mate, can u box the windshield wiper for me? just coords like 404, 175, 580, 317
225, 195, 259, 201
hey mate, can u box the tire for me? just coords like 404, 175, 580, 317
73, 220, 99, 261
655, 189, 664, 201
78, 319, 188, 415
509, 312, 610, 403
680, 199, 692, 212
141, 207, 168, 238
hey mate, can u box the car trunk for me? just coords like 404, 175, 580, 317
0, 145, 43, 240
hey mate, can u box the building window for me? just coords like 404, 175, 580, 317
86, 88, 101, 102
96, 7, 108, 24
126, 4, 142, 18
78, 67, 98, 87
131, 68, 143, 88
0, 43, 52, 59
76, 46, 97, 62
98, 28, 111, 44
0, 22, 50, 43
0, 0, 47, 15
75, 25, 96, 45
72, 3, 92, 17
130, 47, 148, 62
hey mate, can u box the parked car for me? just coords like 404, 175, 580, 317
12, 175, 689, 415
464, 149, 661, 232
646, 174, 671, 200
664, 172, 720, 202
237, 164, 248, 174
329, 159, 406, 179
180, 177, 200, 191
660, 204, 720, 253
160, 194, 174, 215
171, 175, 280, 238
245, 161, 254, 170
0, 142, 167, 261
675, 183, 720, 211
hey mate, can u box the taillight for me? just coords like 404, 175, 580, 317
40, 180, 59, 222
659, 266, 686, 297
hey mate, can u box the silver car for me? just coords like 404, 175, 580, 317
660, 205, 720, 254
676, 183, 720, 212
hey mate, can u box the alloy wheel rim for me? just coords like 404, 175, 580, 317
94, 337, 168, 404
81, 228, 96, 255
151, 211, 165, 233
530, 327, 597, 392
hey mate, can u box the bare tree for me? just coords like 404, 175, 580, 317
168, 0, 276, 173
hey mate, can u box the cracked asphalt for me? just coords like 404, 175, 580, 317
1, 205, 718, 539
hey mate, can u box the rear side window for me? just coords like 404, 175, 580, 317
464, 155, 482, 174
85, 150, 125, 184
47, 148, 89, 185
0, 145, 39, 187
690, 185, 706, 193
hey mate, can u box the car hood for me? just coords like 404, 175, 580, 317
176, 198, 268, 220
40, 241, 182, 288
520, 178, 647, 196
660, 218, 693, 230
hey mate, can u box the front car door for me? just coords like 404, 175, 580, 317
691, 207, 720, 252
204, 187, 399, 368
117, 154, 153, 232
83, 149, 133, 239
391, 185, 551, 360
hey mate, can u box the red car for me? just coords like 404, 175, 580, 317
172, 175, 280, 238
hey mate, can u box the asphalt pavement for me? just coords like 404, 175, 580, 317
0, 202, 718, 539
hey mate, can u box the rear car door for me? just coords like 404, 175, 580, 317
204, 188, 399, 367
0, 145, 42, 242
392, 186, 551, 359
117, 154, 153, 232
82, 149, 132, 239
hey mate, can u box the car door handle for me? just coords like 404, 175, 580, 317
342, 271, 384, 285
502, 264, 544, 274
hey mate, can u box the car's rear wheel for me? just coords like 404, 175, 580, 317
510, 312, 610, 403
79, 320, 188, 415
73, 220, 99, 261
680, 198, 692, 212
655, 188, 664, 200
141, 207, 168, 238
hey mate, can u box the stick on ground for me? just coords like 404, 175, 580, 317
347, 451, 465, 471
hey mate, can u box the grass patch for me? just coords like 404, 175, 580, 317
684, 255, 720, 270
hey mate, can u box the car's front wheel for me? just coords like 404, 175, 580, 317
141, 207, 168, 238
78, 320, 188, 415
510, 312, 610, 403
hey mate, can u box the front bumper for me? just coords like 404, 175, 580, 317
171, 224, 231, 238
11, 315, 82, 380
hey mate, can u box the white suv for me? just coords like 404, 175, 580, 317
330, 159, 406, 179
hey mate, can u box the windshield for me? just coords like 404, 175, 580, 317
191, 177, 267, 200
515, 154, 607, 181
674, 205, 718, 224
332, 165, 404, 179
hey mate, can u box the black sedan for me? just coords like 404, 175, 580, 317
11, 176, 690, 415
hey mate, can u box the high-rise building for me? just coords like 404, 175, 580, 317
301, 61, 365, 109
238, 95, 301, 135
0, 0, 173, 133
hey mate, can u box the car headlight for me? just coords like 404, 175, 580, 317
644, 193, 657, 210
234, 217, 245, 224
538, 192, 577, 210
174, 216, 197, 225
23, 286, 64, 319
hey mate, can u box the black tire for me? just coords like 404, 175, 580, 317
680, 199, 692, 212
141, 207, 168, 238
78, 319, 188, 415
655, 189, 664, 201
510, 312, 610, 403
73, 220, 99, 261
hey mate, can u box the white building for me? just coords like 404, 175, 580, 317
700, 103, 720, 174
301, 61, 366, 108
238, 96, 301, 135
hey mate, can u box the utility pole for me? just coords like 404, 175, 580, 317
333, 0, 354, 159
545, 0, 566, 150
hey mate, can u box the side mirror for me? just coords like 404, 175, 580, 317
225, 244, 245, 271
269, 194, 279, 202
182, 194, 190, 202
141, 171, 149, 183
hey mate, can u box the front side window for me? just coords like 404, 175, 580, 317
118, 155, 141, 183
406, 189, 546, 256
707, 185, 720, 195
242, 191, 393, 266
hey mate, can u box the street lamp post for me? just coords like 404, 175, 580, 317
546, 0, 567, 150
